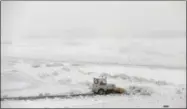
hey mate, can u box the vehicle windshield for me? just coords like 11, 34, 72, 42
100, 80, 106, 85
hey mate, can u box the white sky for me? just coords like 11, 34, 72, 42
1, 1, 186, 43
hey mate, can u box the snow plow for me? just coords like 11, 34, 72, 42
92, 76, 126, 95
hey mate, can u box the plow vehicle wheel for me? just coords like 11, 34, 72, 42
98, 89, 105, 95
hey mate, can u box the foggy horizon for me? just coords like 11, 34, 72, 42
1, 1, 186, 68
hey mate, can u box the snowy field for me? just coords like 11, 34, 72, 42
1, 33, 186, 108
1, 56, 186, 108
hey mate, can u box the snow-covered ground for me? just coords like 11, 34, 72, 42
2, 94, 186, 108
1, 56, 186, 108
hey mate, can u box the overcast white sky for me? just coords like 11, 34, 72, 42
1, 1, 186, 43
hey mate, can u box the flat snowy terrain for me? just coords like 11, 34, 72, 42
1, 56, 186, 108
1, 36, 186, 108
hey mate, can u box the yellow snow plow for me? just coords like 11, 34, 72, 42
92, 77, 126, 95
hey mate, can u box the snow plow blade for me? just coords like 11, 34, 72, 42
114, 87, 126, 94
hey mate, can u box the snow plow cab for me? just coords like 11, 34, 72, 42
92, 76, 125, 95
